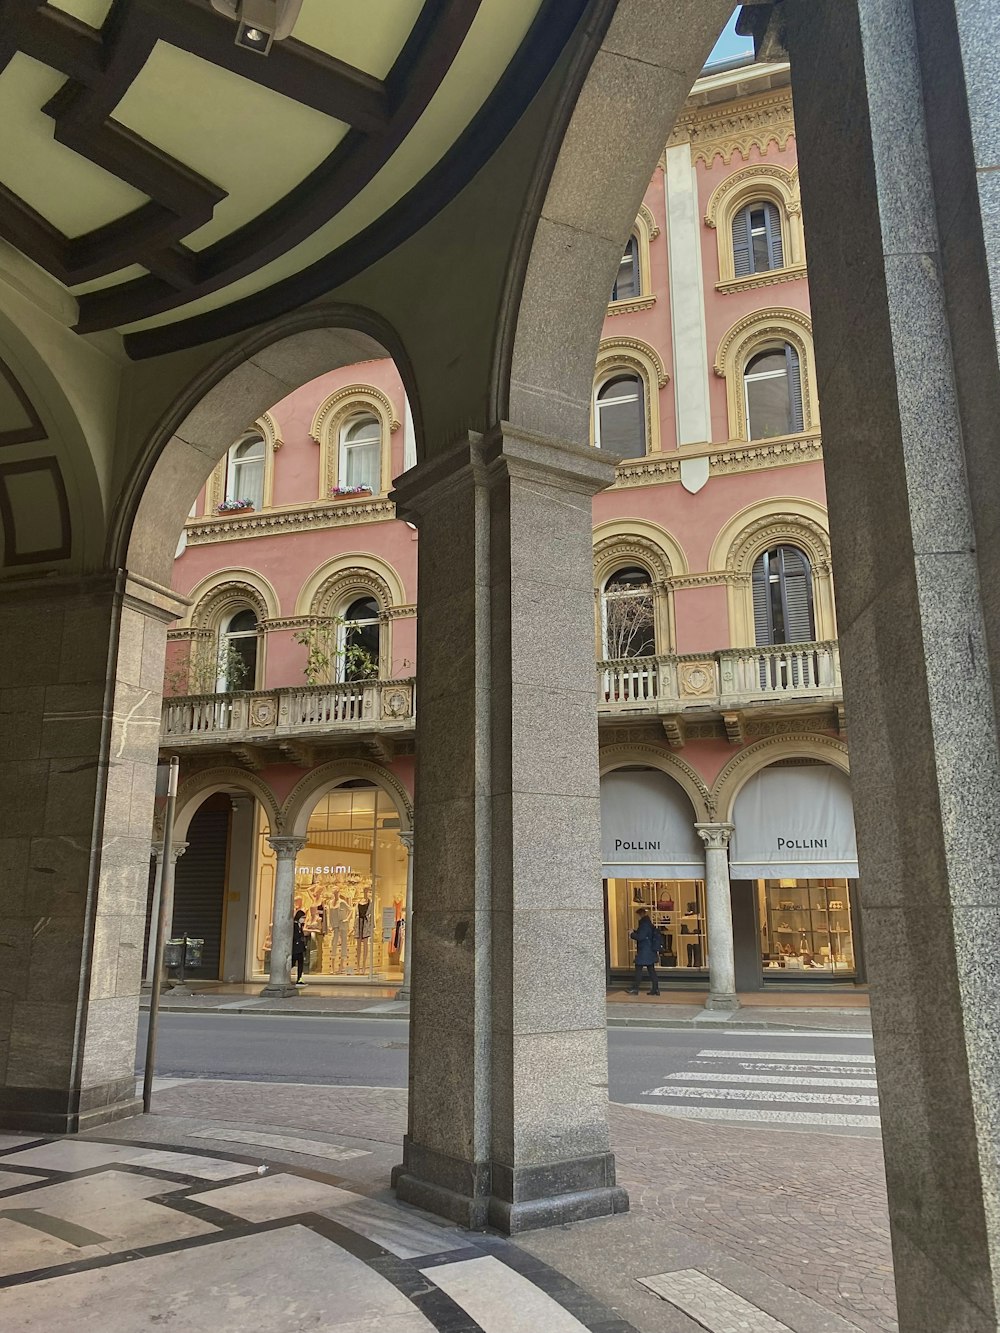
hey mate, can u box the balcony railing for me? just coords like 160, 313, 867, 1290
161, 679, 415, 745
598, 641, 841, 714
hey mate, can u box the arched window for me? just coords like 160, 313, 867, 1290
752, 546, 815, 645
732, 201, 784, 276
340, 596, 381, 682
226, 435, 265, 510
743, 345, 804, 440
602, 567, 655, 659
595, 375, 646, 458
611, 235, 640, 301
339, 415, 382, 493
218, 608, 258, 690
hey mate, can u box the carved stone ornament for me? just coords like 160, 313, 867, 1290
382, 685, 412, 719
249, 695, 278, 729
679, 661, 716, 697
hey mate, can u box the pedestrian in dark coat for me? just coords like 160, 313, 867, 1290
292, 909, 309, 985
626, 907, 661, 996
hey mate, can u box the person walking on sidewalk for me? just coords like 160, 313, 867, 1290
626, 907, 662, 996
292, 909, 310, 985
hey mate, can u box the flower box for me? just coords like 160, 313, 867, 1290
329, 485, 373, 499
216, 499, 255, 514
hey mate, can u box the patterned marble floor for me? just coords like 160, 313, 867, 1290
0, 1133, 637, 1333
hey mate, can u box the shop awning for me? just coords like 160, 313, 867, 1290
600, 769, 705, 878
730, 764, 859, 879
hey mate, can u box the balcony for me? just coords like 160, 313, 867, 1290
160, 679, 415, 764
597, 641, 843, 744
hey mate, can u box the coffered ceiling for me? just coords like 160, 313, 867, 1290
0, 0, 574, 353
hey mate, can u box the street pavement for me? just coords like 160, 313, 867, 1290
137, 1013, 880, 1135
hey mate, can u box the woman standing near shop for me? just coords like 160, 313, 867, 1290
292, 909, 310, 985
626, 907, 662, 996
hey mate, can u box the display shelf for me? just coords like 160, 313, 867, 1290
762, 879, 855, 972
626, 879, 707, 970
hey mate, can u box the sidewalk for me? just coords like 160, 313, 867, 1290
140, 982, 873, 1034
0, 1075, 895, 1332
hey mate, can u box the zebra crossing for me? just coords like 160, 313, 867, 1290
631, 1040, 881, 1134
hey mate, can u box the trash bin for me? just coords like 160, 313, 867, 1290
183, 937, 204, 969
164, 939, 185, 969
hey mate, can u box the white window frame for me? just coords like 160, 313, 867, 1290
594, 374, 646, 455
338, 415, 382, 493
226, 434, 265, 509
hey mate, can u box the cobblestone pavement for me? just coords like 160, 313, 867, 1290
96, 1078, 897, 1333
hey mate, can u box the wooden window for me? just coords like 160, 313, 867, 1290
733, 201, 784, 277
752, 546, 815, 645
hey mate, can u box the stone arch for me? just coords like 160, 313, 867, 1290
282, 759, 413, 838
502, 0, 731, 447
711, 733, 850, 825
170, 768, 282, 842
184, 569, 280, 630
713, 307, 818, 440
704, 162, 806, 285
296, 552, 406, 618
599, 742, 713, 822
309, 383, 400, 501
118, 308, 416, 590
709, 497, 835, 645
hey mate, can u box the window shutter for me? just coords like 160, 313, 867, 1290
786, 344, 805, 431
732, 207, 752, 277
780, 547, 815, 642
752, 555, 772, 645
764, 201, 784, 268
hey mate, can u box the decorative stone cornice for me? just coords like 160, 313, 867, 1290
310, 385, 400, 441
669, 88, 795, 166
714, 307, 813, 379
613, 433, 823, 489
606, 295, 657, 317
638, 203, 660, 241
185, 498, 396, 545
669, 572, 734, 589
385, 604, 417, 619
259, 615, 318, 633
166, 627, 212, 642
716, 265, 807, 294
598, 337, 669, 389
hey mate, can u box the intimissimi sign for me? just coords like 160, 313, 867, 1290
600, 770, 704, 878
730, 766, 859, 879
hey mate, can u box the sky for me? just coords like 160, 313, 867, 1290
707, 9, 755, 66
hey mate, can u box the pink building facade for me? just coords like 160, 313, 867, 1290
158, 58, 862, 999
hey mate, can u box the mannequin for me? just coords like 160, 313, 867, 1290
327, 890, 351, 973
356, 894, 372, 970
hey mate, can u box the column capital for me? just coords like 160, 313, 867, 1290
398, 829, 414, 851
695, 822, 734, 851
390, 424, 617, 521
267, 835, 307, 860
151, 841, 188, 863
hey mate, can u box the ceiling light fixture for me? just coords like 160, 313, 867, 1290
210, 0, 304, 56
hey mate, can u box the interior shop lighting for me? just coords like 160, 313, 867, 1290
210, 0, 304, 54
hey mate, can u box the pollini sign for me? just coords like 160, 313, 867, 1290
615, 839, 661, 852
776, 837, 828, 850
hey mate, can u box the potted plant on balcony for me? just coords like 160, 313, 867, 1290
329, 484, 373, 500
216, 498, 255, 514
293, 619, 379, 686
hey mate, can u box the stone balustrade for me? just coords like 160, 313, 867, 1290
161, 678, 416, 744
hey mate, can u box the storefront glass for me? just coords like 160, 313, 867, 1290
251, 783, 407, 982
606, 878, 708, 972
757, 877, 856, 974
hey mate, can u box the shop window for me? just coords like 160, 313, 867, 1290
733, 201, 784, 276
758, 879, 856, 975
743, 344, 804, 439
595, 374, 646, 458
602, 567, 655, 660
611, 235, 640, 301
252, 789, 408, 983
605, 879, 708, 973
226, 434, 265, 510
339, 414, 382, 493
339, 596, 381, 682
218, 608, 258, 691
752, 545, 815, 645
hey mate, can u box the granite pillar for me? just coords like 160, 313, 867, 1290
260, 836, 306, 998
695, 823, 738, 1011
770, 0, 1000, 1323
396, 830, 414, 1002
390, 426, 627, 1233
0, 571, 184, 1132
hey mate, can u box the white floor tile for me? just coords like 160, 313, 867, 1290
424, 1255, 590, 1333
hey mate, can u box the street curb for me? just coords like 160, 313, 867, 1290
138, 1001, 871, 1035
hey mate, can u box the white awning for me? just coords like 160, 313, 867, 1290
600, 769, 704, 878
730, 765, 859, 879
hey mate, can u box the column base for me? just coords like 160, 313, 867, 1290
0, 1078, 141, 1134
392, 1137, 629, 1235
704, 993, 740, 1012
260, 982, 299, 998
395, 987, 410, 1002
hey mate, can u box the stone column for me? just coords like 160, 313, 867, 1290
144, 840, 187, 987
757, 0, 1000, 1323
695, 823, 738, 1011
0, 571, 185, 1132
260, 836, 306, 998
390, 426, 627, 1233
396, 830, 414, 1002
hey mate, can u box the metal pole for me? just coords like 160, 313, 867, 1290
142, 756, 179, 1113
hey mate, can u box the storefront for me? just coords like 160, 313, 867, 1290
601, 768, 708, 982
251, 782, 408, 983
729, 762, 863, 983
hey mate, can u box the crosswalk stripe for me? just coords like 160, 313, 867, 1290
696, 1048, 875, 1064
665, 1072, 877, 1089
645, 1085, 879, 1106
627, 1104, 881, 1129
708, 1061, 876, 1076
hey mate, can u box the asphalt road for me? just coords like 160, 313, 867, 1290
137, 1014, 879, 1135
